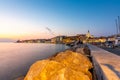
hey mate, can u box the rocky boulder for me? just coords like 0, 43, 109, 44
24, 50, 93, 80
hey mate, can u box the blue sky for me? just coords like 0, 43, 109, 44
0, 0, 120, 40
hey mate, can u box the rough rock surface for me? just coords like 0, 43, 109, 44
24, 50, 93, 80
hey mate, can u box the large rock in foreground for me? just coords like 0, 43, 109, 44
24, 50, 93, 80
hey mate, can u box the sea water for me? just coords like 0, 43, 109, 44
0, 43, 69, 80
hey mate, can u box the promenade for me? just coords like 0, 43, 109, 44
88, 44, 120, 80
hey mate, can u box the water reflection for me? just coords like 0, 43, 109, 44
0, 43, 69, 80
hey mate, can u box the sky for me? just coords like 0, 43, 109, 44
0, 0, 120, 41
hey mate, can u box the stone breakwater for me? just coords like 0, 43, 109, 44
24, 50, 93, 80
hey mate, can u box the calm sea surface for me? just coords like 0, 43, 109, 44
0, 43, 69, 80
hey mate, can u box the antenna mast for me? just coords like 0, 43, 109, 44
115, 19, 118, 35
118, 16, 120, 34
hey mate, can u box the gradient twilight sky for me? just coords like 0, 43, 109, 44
0, 0, 120, 41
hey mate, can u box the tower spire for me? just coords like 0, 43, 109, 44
88, 30, 90, 33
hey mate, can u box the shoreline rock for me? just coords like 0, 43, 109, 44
24, 50, 93, 80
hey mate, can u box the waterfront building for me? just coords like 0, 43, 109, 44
86, 30, 94, 38
51, 36, 66, 43
45, 39, 51, 43
98, 37, 107, 43
107, 36, 116, 41
51, 37, 56, 43
62, 36, 75, 44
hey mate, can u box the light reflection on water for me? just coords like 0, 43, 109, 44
0, 43, 69, 80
